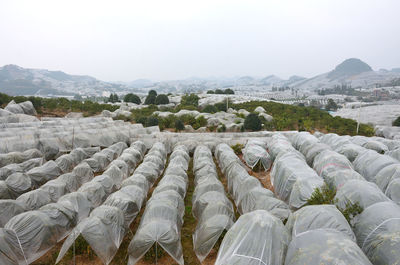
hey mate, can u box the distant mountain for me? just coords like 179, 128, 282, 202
292, 58, 400, 90
327, 58, 372, 80
260, 75, 282, 85
0, 64, 126, 96
127, 79, 154, 88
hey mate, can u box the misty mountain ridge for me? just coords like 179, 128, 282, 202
0, 64, 126, 96
1, 58, 400, 96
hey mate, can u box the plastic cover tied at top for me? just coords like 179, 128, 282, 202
271, 151, 324, 209
243, 139, 272, 170
215, 210, 290, 265
192, 145, 235, 262
128, 144, 189, 265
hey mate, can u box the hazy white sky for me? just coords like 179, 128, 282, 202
0, 0, 399, 81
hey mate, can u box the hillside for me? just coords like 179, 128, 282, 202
0, 64, 126, 96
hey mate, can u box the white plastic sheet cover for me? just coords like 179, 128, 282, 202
57, 191, 92, 223
4, 211, 61, 264
26, 160, 62, 187
386, 148, 400, 161
215, 210, 289, 265
336, 143, 367, 162
237, 186, 291, 221
271, 152, 324, 209
214, 143, 243, 174
375, 164, 400, 204
312, 149, 364, 189
285, 229, 372, 265
353, 150, 398, 182
127, 145, 188, 265
0, 200, 26, 227
267, 134, 297, 160
243, 139, 272, 170
285, 205, 355, 241
334, 179, 390, 210
0, 158, 43, 180
4, 173, 32, 199
55, 154, 76, 173
56, 205, 126, 265
354, 201, 400, 265
0, 228, 23, 265
0, 149, 43, 168
16, 189, 52, 210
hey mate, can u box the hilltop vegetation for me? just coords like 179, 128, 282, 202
0, 92, 374, 136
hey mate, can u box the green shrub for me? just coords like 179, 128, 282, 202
144, 94, 156, 105
307, 185, 337, 205
206, 90, 215, 94
231, 143, 243, 155
215, 102, 227, 112
193, 115, 207, 130
215, 89, 224, 94
393, 116, 400, 127
155, 94, 169, 105
338, 201, 363, 224
217, 124, 226, 132
145, 116, 159, 127
181, 94, 199, 107
148, 90, 157, 97
124, 93, 141, 104
244, 113, 262, 131
175, 119, 185, 131
202, 104, 218, 113
224, 88, 235, 94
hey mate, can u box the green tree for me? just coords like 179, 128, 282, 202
180, 94, 199, 107
144, 94, 156, 105
108, 93, 119, 103
224, 88, 234, 94
124, 93, 141, 104
145, 116, 159, 127
325, 99, 338, 111
393, 116, 400, 127
215, 89, 224, 94
148, 90, 157, 97
175, 119, 185, 131
155, 94, 170, 105
244, 113, 262, 131
206, 90, 215, 94
202, 104, 218, 113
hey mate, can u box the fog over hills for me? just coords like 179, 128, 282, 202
1, 58, 400, 96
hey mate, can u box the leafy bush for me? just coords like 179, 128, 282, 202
217, 124, 226, 132
124, 93, 141, 104
393, 116, 400, 127
148, 90, 157, 97
206, 90, 215, 94
215, 102, 227, 112
244, 113, 262, 131
155, 94, 169, 105
107, 93, 119, 103
193, 115, 207, 130
202, 104, 218, 113
339, 201, 363, 224
144, 94, 156, 105
180, 94, 199, 107
224, 88, 235, 94
215, 89, 224, 94
307, 185, 337, 205
145, 116, 159, 127
175, 119, 185, 131
231, 143, 243, 155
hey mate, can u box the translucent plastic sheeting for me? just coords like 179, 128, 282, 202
291, 132, 319, 151
267, 134, 297, 160
334, 179, 390, 210
336, 143, 367, 162
285, 205, 355, 241
214, 143, 243, 174
3, 173, 32, 199
4, 211, 65, 264
386, 148, 400, 161
237, 186, 291, 221
354, 201, 400, 265
375, 164, 400, 204
271, 152, 324, 209
0, 158, 43, 180
320, 133, 352, 150
362, 140, 389, 154
56, 205, 126, 265
0, 200, 26, 227
312, 149, 364, 189
0, 149, 43, 168
26, 160, 62, 187
353, 150, 399, 182
128, 145, 188, 265
215, 210, 289, 265
303, 142, 331, 166
243, 140, 272, 170
55, 154, 77, 173
285, 229, 372, 265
